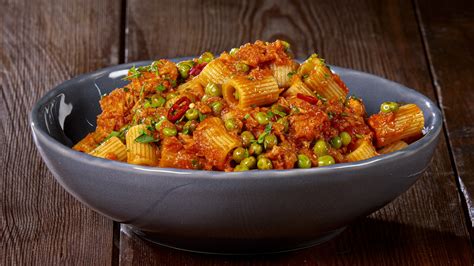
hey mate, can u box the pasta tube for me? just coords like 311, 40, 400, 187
346, 140, 378, 162
283, 78, 314, 97
299, 54, 348, 100
89, 136, 127, 161
270, 61, 299, 88
193, 117, 241, 169
368, 104, 425, 147
125, 125, 158, 166
222, 75, 281, 108
197, 59, 233, 86
378, 140, 408, 154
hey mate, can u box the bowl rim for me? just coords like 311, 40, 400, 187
29, 59, 443, 179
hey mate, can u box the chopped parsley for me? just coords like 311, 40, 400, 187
244, 114, 250, 120
199, 113, 207, 122
257, 123, 273, 144
327, 112, 334, 119
135, 134, 159, 143
135, 129, 159, 143
156, 84, 166, 92
122, 65, 141, 80
287, 71, 296, 78
316, 94, 327, 103
266, 111, 275, 119
273, 109, 286, 117
291, 106, 300, 114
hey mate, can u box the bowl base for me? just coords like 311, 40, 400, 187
128, 226, 347, 255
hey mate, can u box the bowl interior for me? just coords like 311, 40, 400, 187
31, 60, 441, 153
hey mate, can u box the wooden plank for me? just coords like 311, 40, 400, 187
414, 0, 474, 231
119, 0, 473, 264
1, 0, 121, 264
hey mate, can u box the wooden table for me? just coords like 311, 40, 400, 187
2, 0, 473, 264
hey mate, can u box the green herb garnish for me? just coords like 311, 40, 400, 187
257, 123, 273, 144
199, 113, 207, 122
156, 84, 166, 92
122, 65, 141, 80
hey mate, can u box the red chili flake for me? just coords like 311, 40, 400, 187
189, 62, 207, 76
297, 93, 319, 105
168, 96, 191, 122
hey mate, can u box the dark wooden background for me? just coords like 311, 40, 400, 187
2, 0, 473, 265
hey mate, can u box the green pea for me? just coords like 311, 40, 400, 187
340, 131, 352, 146
198, 52, 214, 63
236, 62, 249, 72
388, 102, 400, 112
313, 139, 328, 156
234, 165, 249, 172
150, 95, 165, 107
241, 156, 256, 169
177, 63, 191, 79
163, 127, 177, 137
380, 101, 399, 113
210, 101, 223, 115
255, 112, 270, 125
225, 118, 236, 131
205, 83, 221, 97
249, 143, 263, 155
232, 147, 248, 163
229, 48, 239, 56
297, 154, 311, 168
264, 134, 278, 150
257, 157, 273, 170
330, 136, 342, 149
318, 155, 335, 167
166, 92, 178, 100
185, 108, 199, 120
241, 131, 255, 147
276, 118, 289, 132
144, 100, 152, 108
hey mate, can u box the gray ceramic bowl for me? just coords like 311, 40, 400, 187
30, 59, 442, 254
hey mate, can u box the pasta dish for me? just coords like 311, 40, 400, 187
73, 40, 425, 171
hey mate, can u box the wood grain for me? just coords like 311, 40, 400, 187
1, 0, 121, 264
119, 0, 473, 264
415, 0, 474, 231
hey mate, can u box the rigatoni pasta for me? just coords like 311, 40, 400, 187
125, 125, 158, 166
270, 61, 299, 88
378, 140, 408, 154
299, 54, 348, 100
197, 59, 233, 86
193, 117, 241, 169
222, 75, 281, 108
73, 40, 426, 171
89, 136, 127, 161
346, 140, 378, 162
283, 77, 314, 97
368, 104, 424, 148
